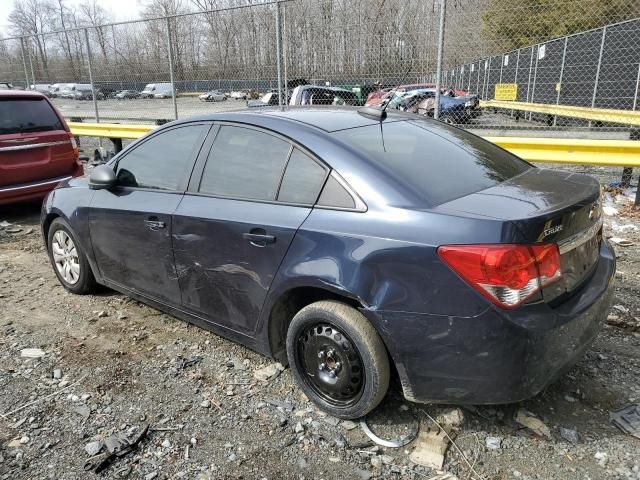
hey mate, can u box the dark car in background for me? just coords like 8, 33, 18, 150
41, 108, 613, 419
289, 85, 359, 106
115, 90, 141, 100
0, 90, 82, 205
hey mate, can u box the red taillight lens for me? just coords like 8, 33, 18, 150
68, 133, 79, 161
437, 243, 562, 309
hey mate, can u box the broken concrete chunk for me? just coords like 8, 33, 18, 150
409, 427, 453, 469
84, 440, 103, 456
20, 348, 45, 358
514, 409, 551, 438
485, 436, 502, 449
253, 362, 285, 381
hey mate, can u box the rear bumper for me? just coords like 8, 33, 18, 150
365, 240, 616, 404
0, 173, 78, 205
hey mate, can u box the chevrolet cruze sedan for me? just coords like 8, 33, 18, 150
41, 108, 614, 419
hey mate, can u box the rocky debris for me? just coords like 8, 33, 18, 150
253, 362, 285, 381
2, 193, 640, 480
559, 427, 579, 444
53, 369, 62, 379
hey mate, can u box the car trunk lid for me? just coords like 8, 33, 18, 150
436, 168, 603, 300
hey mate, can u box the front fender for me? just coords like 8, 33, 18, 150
41, 179, 100, 282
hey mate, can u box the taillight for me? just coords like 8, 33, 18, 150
68, 133, 79, 161
437, 244, 562, 309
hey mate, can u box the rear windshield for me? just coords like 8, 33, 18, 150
332, 120, 531, 205
0, 98, 64, 135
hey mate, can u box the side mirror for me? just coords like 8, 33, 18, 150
89, 165, 117, 190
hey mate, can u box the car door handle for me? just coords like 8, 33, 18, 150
242, 232, 276, 246
144, 219, 166, 230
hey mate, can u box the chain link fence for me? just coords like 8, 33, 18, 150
0, 0, 638, 135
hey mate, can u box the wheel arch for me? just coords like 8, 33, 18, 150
266, 285, 365, 364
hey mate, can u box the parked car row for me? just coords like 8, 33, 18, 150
365, 83, 481, 124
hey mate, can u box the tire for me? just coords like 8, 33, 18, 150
47, 218, 96, 295
286, 300, 390, 419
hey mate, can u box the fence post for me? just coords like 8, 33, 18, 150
530, 45, 540, 120
282, 1, 288, 103
275, 0, 283, 109
26, 37, 36, 87
634, 61, 640, 111
433, 0, 446, 120
165, 17, 178, 120
485, 58, 491, 99
554, 37, 568, 126
591, 26, 607, 109
83, 28, 100, 123
19, 38, 30, 89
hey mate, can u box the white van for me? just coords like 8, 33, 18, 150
140, 83, 174, 99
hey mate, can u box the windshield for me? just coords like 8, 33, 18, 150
142, 86, 154, 92
332, 120, 531, 206
0, 98, 64, 134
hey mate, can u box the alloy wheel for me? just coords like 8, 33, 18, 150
52, 230, 80, 285
296, 322, 365, 407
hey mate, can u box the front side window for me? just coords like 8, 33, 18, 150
115, 124, 207, 190
199, 125, 291, 201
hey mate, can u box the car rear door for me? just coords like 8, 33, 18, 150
172, 123, 329, 335
88, 123, 210, 305
0, 95, 77, 188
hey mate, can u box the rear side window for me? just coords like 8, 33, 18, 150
115, 125, 207, 190
317, 175, 356, 209
332, 120, 531, 206
0, 98, 63, 134
277, 149, 327, 204
199, 125, 291, 201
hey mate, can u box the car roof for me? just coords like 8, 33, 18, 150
0, 90, 47, 99
181, 107, 410, 133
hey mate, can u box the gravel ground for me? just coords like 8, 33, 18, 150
1, 163, 640, 480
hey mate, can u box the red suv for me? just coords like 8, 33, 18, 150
0, 90, 82, 205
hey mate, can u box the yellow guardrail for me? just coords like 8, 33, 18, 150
486, 137, 640, 168
68, 122, 640, 167
177, 92, 206, 97
68, 122, 153, 140
480, 100, 640, 127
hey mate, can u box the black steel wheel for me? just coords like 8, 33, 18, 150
286, 300, 390, 419
296, 322, 365, 407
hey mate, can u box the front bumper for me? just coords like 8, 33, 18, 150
365, 240, 616, 404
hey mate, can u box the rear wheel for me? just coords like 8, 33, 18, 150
47, 218, 96, 294
286, 300, 390, 419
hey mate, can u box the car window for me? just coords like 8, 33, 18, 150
332, 120, 531, 206
277, 148, 327, 204
199, 125, 291, 201
317, 174, 357, 209
115, 125, 207, 191
0, 98, 64, 134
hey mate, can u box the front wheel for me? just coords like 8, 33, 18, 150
47, 218, 96, 294
286, 300, 390, 419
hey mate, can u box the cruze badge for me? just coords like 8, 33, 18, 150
543, 224, 563, 238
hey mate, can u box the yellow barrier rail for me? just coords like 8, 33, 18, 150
68, 122, 640, 167
486, 137, 640, 168
480, 100, 640, 127
68, 122, 153, 140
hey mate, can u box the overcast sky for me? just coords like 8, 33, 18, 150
1, 0, 142, 36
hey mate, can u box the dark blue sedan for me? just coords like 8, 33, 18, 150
41, 108, 615, 419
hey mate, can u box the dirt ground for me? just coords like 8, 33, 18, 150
1, 166, 640, 480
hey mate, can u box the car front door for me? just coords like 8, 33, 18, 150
172, 124, 329, 334
89, 123, 210, 305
